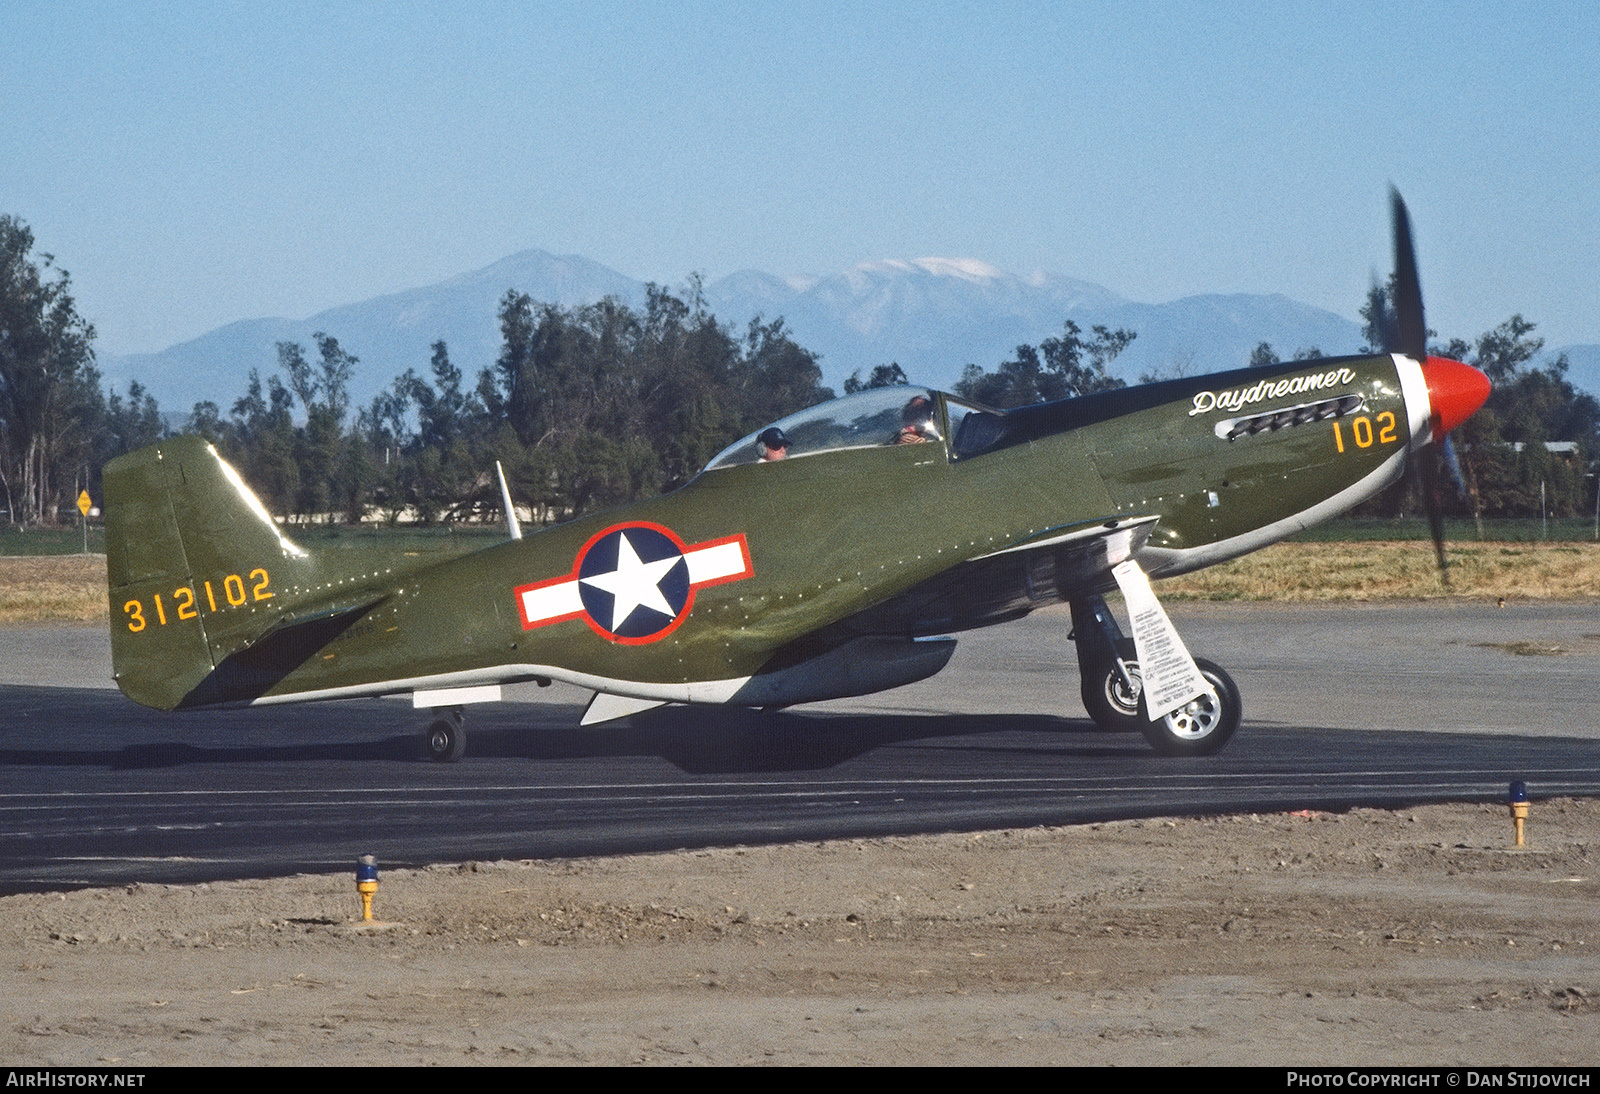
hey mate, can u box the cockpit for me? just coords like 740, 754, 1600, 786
704, 385, 1008, 471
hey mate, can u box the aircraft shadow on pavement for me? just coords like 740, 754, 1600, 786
1, 685, 1584, 781
1, 684, 1157, 774
467, 705, 1155, 773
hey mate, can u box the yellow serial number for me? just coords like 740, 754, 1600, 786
1332, 411, 1398, 453
123, 568, 273, 632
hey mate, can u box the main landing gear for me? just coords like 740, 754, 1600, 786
423, 707, 466, 762
1068, 594, 1240, 756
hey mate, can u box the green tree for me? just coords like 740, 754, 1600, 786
1439, 315, 1545, 386
185, 400, 226, 444
1460, 333, 1596, 519
273, 333, 360, 521
486, 292, 651, 520
355, 375, 414, 524
403, 341, 492, 523
843, 363, 909, 393
482, 286, 833, 521
731, 315, 831, 430
0, 216, 99, 524
636, 285, 742, 491
98, 380, 165, 457
226, 368, 299, 518
1248, 343, 1324, 369
955, 321, 1134, 408
199, 287, 835, 527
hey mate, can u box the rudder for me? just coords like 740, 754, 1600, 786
105, 437, 314, 709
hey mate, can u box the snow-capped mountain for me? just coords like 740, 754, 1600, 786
102, 249, 1376, 417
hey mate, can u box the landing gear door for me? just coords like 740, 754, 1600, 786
1110, 559, 1210, 720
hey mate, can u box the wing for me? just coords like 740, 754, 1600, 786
763, 515, 1158, 662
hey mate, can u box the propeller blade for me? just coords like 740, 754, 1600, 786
1393, 189, 1466, 583
1417, 355, 1492, 583
1390, 187, 1428, 362
1439, 434, 1470, 503
1387, 191, 1491, 581
1417, 439, 1450, 583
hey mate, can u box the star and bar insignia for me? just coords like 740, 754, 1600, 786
514, 522, 753, 644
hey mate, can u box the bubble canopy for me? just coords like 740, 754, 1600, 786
704, 386, 944, 470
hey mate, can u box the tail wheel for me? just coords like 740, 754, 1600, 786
1081, 638, 1142, 732
424, 716, 465, 763
1137, 658, 1240, 757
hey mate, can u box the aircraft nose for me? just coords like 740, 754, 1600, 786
1421, 356, 1491, 435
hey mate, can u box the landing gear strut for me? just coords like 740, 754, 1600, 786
1070, 596, 1141, 733
1069, 594, 1240, 756
423, 706, 466, 762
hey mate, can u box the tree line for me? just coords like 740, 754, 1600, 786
2, 213, 1595, 529
184, 284, 838, 526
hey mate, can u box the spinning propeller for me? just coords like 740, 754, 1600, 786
1384, 188, 1491, 582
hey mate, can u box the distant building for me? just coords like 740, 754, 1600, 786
1509, 441, 1580, 457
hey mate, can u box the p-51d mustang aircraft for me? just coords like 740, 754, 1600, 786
104, 193, 1490, 760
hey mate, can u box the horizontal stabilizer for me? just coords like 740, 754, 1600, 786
176, 600, 379, 708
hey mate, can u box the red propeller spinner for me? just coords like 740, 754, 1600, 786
1419, 355, 1490, 436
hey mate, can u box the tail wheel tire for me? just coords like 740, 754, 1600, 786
1081, 638, 1142, 732
1137, 658, 1240, 757
425, 717, 465, 763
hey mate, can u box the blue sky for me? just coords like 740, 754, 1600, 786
5, 1, 1596, 358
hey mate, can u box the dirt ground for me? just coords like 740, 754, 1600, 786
2, 799, 1595, 1066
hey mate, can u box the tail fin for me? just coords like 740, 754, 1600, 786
105, 437, 319, 709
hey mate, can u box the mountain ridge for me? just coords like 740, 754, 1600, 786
101, 248, 1591, 416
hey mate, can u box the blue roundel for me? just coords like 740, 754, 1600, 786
576, 525, 691, 639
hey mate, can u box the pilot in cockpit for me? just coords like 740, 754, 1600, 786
891, 394, 936, 445
757, 426, 790, 461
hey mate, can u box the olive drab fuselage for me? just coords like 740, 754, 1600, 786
105, 352, 1418, 714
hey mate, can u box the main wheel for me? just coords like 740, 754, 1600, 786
1137, 658, 1240, 757
1081, 638, 1142, 732
424, 717, 466, 763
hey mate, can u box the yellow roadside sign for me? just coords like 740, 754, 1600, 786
77, 490, 91, 517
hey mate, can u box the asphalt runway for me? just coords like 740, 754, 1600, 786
2, 600, 1597, 893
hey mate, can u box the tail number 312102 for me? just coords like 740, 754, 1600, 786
123, 568, 274, 632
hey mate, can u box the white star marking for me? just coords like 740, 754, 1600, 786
579, 531, 682, 631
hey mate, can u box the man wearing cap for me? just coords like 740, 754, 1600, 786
758, 427, 789, 461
